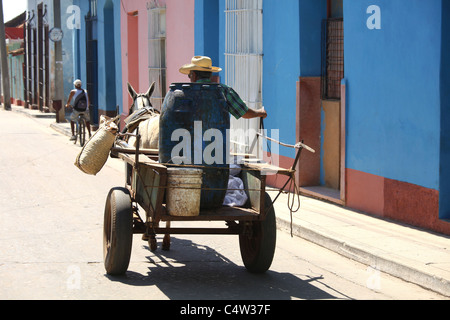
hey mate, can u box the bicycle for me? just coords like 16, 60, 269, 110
66, 104, 89, 147
74, 111, 88, 147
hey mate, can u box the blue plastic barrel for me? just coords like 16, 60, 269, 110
159, 83, 230, 210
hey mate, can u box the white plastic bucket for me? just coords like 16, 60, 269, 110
166, 168, 203, 216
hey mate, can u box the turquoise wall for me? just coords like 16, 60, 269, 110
7, 42, 24, 102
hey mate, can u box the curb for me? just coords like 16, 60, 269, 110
10, 105, 450, 298
276, 216, 450, 297
50, 122, 72, 137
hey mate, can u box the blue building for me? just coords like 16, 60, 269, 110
194, 0, 450, 235
38, 0, 448, 235
67, 0, 123, 125
22, 0, 122, 124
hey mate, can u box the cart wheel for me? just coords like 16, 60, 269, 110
103, 187, 133, 276
239, 192, 277, 274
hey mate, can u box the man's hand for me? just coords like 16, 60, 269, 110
242, 107, 268, 119
259, 107, 267, 119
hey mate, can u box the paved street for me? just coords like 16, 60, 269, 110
0, 109, 447, 301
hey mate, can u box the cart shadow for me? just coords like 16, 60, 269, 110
106, 237, 348, 300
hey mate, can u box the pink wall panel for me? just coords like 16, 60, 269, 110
121, 0, 194, 115
346, 168, 385, 217
166, 0, 195, 86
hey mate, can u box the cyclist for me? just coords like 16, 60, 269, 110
65, 79, 92, 141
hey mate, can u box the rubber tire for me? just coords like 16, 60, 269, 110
78, 118, 86, 147
239, 192, 277, 273
103, 187, 133, 276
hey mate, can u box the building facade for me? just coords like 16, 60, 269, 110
191, 0, 450, 235
119, 0, 195, 121
23, 0, 123, 125
4, 16, 25, 107
344, 0, 450, 234
69, 0, 123, 125
23, 0, 77, 121
14, 0, 449, 235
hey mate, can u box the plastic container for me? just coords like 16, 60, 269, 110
159, 83, 230, 209
166, 168, 203, 217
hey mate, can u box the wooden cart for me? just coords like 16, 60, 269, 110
103, 137, 308, 276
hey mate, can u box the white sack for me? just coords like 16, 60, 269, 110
223, 175, 248, 207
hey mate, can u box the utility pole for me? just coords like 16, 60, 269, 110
53, 0, 64, 123
0, 0, 11, 110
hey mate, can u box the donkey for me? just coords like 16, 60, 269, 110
126, 82, 160, 150
126, 82, 171, 251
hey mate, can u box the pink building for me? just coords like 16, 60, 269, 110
120, 0, 195, 120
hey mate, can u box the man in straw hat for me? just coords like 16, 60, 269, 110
179, 56, 267, 120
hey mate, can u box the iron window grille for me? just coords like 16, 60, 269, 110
321, 18, 344, 100
148, 1, 166, 110
225, 0, 263, 157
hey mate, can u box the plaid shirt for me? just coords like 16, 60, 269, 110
197, 79, 249, 119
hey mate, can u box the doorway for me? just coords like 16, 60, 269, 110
103, 0, 117, 113
37, 3, 50, 112
86, 0, 98, 125
299, 0, 345, 204
127, 11, 139, 113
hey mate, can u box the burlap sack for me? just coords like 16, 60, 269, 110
75, 115, 119, 175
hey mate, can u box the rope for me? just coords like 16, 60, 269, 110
265, 171, 301, 238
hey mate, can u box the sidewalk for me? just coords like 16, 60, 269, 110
10, 105, 450, 298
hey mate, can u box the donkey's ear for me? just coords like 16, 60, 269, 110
127, 82, 137, 100
146, 82, 156, 98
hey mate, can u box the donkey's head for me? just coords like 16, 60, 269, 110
127, 82, 156, 114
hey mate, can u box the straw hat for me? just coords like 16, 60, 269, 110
179, 56, 222, 75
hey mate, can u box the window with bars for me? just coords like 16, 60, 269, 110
89, 0, 97, 17
321, 18, 344, 100
148, 2, 166, 110
225, 0, 263, 157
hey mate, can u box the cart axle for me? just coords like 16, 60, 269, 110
136, 227, 241, 235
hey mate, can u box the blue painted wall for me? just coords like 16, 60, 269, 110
299, 0, 327, 77
344, 0, 442, 191
71, 0, 122, 119
97, 0, 122, 114
195, 0, 219, 64
196, 0, 303, 159
70, 0, 88, 84
61, 0, 81, 102
440, 0, 450, 219
262, 0, 301, 159
195, 0, 448, 221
